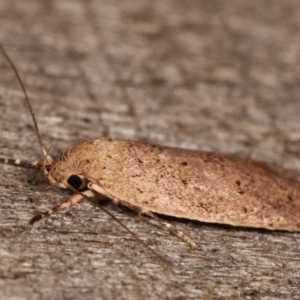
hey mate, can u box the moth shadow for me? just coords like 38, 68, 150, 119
91, 195, 295, 236
160, 215, 296, 235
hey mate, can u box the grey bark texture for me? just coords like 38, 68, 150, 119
1, 0, 300, 299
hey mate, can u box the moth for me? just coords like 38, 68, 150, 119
1, 45, 300, 251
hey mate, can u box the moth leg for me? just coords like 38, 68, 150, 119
0, 157, 42, 169
143, 211, 198, 248
30, 193, 85, 224
87, 183, 197, 247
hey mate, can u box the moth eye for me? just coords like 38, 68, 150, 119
67, 174, 85, 191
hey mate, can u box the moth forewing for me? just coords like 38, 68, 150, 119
50, 137, 300, 232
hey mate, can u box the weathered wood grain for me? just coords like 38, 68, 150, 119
1, 0, 300, 299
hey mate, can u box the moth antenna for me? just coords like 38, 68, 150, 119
30, 180, 172, 266
67, 185, 172, 266
42, 144, 54, 178
0, 157, 42, 169
93, 201, 173, 267
0, 44, 51, 161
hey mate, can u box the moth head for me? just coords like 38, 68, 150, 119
45, 155, 89, 192
47, 170, 88, 192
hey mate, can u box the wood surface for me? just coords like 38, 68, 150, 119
1, 0, 300, 299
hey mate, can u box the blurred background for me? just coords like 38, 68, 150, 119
1, 1, 300, 299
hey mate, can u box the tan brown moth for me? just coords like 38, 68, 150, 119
1, 45, 300, 251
